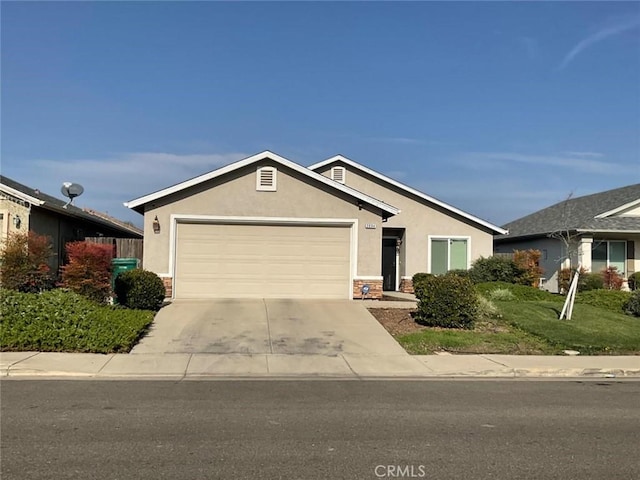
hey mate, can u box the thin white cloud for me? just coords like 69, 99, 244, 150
462, 151, 624, 174
559, 17, 640, 70
562, 151, 604, 158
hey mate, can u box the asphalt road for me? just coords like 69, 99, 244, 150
2, 380, 639, 480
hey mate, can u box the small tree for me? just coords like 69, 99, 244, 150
0, 231, 54, 292
602, 266, 623, 290
60, 241, 113, 303
513, 249, 544, 287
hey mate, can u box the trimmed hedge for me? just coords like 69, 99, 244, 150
468, 256, 525, 284
475, 282, 558, 301
413, 275, 478, 329
0, 289, 154, 353
114, 269, 166, 311
575, 290, 631, 313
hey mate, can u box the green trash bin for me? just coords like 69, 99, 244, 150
111, 258, 140, 304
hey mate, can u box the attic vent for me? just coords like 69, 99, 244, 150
331, 166, 346, 184
257, 166, 277, 191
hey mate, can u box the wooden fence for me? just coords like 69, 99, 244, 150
85, 237, 143, 262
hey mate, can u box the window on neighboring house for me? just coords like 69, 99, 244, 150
331, 166, 346, 184
592, 240, 626, 275
256, 166, 277, 191
430, 237, 469, 275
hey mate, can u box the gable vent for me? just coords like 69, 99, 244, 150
257, 166, 277, 191
331, 166, 346, 184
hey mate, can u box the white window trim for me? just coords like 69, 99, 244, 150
256, 166, 277, 191
427, 235, 472, 274
169, 214, 358, 300
591, 239, 627, 275
331, 166, 346, 184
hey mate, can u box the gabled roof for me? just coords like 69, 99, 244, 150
124, 151, 401, 216
0, 175, 143, 237
308, 155, 508, 235
497, 183, 640, 241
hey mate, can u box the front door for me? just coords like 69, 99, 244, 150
382, 238, 397, 291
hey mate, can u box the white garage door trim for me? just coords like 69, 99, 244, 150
168, 214, 358, 299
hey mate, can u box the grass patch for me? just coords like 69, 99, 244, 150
398, 325, 555, 355
498, 301, 640, 355
0, 289, 155, 353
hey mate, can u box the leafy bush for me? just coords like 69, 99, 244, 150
581, 273, 604, 292
602, 266, 623, 290
558, 267, 588, 293
0, 289, 154, 353
476, 282, 557, 301
628, 272, 640, 291
445, 269, 471, 279
0, 232, 54, 292
114, 269, 166, 311
624, 291, 640, 317
513, 249, 544, 287
60, 242, 113, 303
413, 275, 478, 329
576, 289, 631, 313
488, 288, 516, 302
468, 256, 525, 284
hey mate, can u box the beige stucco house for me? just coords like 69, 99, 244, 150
125, 151, 506, 300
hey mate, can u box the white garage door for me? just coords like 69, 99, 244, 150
174, 222, 352, 299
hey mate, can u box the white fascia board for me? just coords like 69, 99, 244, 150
309, 155, 508, 235
124, 150, 399, 216
0, 183, 45, 206
594, 198, 640, 219
576, 229, 640, 234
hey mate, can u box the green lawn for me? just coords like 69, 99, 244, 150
396, 300, 640, 355
498, 301, 640, 355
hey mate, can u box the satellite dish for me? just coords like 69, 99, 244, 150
61, 182, 84, 208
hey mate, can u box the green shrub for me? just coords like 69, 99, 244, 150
445, 269, 471, 279
413, 275, 478, 329
0, 289, 154, 353
476, 282, 557, 301
468, 256, 525, 284
624, 291, 640, 317
628, 272, 640, 291
576, 289, 631, 313
581, 273, 604, 292
60, 241, 113, 303
114, 269, 166, 311
0, 232, 55, 293
488, 288, 516, 302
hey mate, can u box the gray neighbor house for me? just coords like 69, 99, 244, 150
494, 184, 640, 293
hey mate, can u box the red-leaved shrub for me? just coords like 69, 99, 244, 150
60, 242, 113, 303
0, 231, 54, 292
513, 249, 544, 287
602, 266, 624, 290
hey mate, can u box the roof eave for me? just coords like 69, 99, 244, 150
0, 183, 45, 206
124, 151, 400, 216
309, 155, 507, 235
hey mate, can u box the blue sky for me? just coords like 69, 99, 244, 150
2, 2, 639, 228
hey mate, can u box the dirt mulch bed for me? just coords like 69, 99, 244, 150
368, 308, 426, 336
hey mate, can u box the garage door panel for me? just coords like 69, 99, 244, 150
175, 223, 351, 299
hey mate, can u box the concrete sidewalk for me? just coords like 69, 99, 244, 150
2, 351, 639, 379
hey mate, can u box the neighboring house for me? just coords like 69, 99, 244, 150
125, 151, 505, 300
494, 184, 640, 293
0, 176, 143, 273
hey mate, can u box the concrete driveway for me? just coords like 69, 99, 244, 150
131, 299, 407, 356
